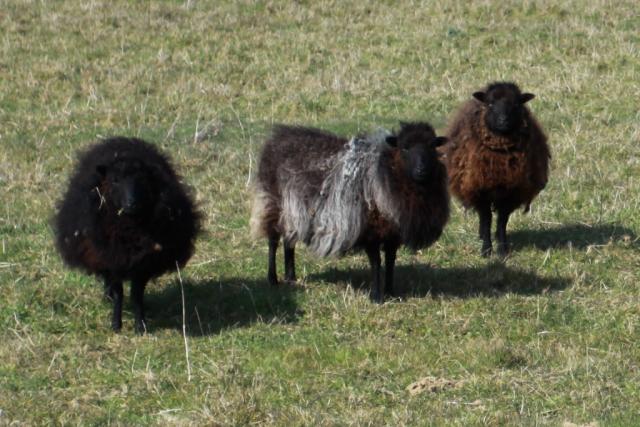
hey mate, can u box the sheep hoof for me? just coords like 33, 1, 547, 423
497, 243, 510, 258
481, 246, 492, 258
111, 322, 122, 333
135, 321, 147, 335
370, 291, 384, 304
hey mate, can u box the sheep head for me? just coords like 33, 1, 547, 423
473, 82, 535, 135
95, 159, 156, 218
386, 121, 447, 183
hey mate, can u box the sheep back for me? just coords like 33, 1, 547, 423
251, 125, 348, 242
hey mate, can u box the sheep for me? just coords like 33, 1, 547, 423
250, 122, 449, 302
441, 82, 550, 257
53, 137, 201, 333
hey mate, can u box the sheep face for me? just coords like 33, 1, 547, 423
473, 83, 535, 135
96, 160, 155, 217
387, 122, 447, 183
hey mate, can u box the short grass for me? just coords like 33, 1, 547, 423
1, 0, 639, 425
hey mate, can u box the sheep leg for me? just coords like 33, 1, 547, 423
131, 279, 148, 335
384, 243, 398, 298
283, 240, 296, 283
268, 236, 279, 286
477, 202, 493, 257
496, 208, 511, 257
103, 280, 114, 301
365, 244, 383, 303
107, 278, 124, 332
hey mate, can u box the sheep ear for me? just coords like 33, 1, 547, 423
433, 136, 448, 147
385, 136, 398, 147
520, 93, 535, 104
472, 91, 487, 103
96, 165, 107, 177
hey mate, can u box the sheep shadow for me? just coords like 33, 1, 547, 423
309, 261, 570, 299
145, 277, 302, 336
509, 223, 637, 251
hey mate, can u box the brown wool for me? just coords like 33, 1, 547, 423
444, 98, 550, 212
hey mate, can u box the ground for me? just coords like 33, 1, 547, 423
0, 1, 639, 425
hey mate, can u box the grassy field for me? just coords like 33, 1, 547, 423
1, 0, 639, 425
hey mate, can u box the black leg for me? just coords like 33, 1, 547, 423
477, 202, 493, 257
103, 280, 114, 301
284, 240, 296, 283
384, 243, 398, 298
496, 208, 512, 257
131, 279, 148, 335
268, 236, 279, 286
107, 277, 124, 332
365, 244, 382, 303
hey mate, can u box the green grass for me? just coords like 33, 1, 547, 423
1, 0, 639, 425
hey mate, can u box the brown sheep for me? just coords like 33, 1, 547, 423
442, 82, 550, 256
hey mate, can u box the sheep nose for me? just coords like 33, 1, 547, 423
413, 167, 428, 181
122, 196, 138, 213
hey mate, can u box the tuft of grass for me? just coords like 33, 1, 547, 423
1, 0, 639, 425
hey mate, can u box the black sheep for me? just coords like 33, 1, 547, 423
251, 122, 449, 302
54, 137, 201, 333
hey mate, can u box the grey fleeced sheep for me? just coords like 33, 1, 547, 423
251, 122, 449, 302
